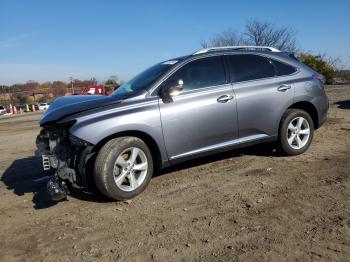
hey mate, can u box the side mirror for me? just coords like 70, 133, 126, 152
160, 79, 184, 103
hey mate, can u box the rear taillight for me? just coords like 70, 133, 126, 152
313, 74, 325, 84
313, 74, 326, 90
312, 74, 326, 88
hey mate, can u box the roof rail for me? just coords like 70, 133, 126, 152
192, 46, 281, 55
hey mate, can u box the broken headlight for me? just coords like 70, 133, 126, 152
69, 134, 91, 147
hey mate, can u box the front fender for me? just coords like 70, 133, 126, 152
68, 98, 169, 164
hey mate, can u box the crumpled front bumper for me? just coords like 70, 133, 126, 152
36, 128, 94, 189
35, 132, 60, 171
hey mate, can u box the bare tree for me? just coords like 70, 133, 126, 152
109, 75, 119, 83
200, 20, 298, 51
244, 20, 297, 51
200, 28, 244, 48
319, 53, 342, 70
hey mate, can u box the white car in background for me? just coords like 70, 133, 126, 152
0, 105, 6, 115
39, 103, 50, 111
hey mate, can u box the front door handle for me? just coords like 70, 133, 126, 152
277, 84, 291, 92
217, 95, 234, 103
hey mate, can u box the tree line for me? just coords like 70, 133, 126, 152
0, 76, 123, 105
200, 20, 348, 84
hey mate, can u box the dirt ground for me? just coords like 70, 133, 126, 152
0, 86, 349, 262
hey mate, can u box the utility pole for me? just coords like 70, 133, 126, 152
70, 77, 75, 94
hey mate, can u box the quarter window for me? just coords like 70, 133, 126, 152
228, 54, 275, 82
167, 56, 226, 91
272, 59, 297, 76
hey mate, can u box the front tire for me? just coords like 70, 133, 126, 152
94, 137, 154, 200
279, 109, 314, 156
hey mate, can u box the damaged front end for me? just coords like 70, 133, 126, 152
36, 121, 94, 201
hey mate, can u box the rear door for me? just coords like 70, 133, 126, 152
227, 54, 296, 140
159, 55, 238, 161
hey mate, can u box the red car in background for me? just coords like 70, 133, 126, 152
80, 85, 114, 96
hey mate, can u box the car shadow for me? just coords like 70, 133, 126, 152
335, 100, 350, 109
0, 156, 60, 209
1, 156, 113, 209
1, 143, 281, 208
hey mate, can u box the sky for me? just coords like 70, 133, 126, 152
0, 0, 349, 85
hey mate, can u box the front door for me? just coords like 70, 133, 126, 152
158, 55, 238, 161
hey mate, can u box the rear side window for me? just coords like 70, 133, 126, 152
228, 54, 275, 82
272, 59, 297, 76
169, 56, 226, 91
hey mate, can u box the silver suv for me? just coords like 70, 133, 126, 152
37, 46, 328, 201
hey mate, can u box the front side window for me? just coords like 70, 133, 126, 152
228, 54, 275, 83
167, 56, 226, 91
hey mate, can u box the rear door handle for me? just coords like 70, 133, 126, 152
217, 95, 234, 103
277, 84, 291, 92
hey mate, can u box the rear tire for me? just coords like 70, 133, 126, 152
94, 137, 154, 200
279, 109, 314, 156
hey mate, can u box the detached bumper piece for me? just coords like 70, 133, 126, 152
47, 176, 69, 201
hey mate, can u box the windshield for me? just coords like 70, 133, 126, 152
112, 62, 175, 97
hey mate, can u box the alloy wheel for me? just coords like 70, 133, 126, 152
287, 116, 311, 150
113, 147, 148, 192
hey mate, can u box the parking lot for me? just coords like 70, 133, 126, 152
0, 86, 349, 261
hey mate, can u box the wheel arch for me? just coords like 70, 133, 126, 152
285, 101, 319, 129
92, 130, 164, 173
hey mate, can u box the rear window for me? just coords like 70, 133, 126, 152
0, 106, 4, 110
228, 54, 275, 82
272, 59, 297, 76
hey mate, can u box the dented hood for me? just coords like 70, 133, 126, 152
40, 95, 121, 125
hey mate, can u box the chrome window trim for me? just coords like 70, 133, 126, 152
148, 51, 301, 97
